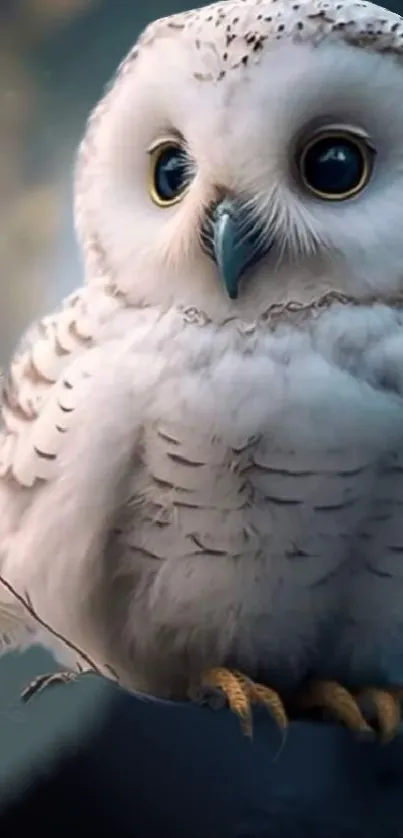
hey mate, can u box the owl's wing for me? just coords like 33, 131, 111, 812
0, 288, 94, 488
0, 285, 143, 659
0, 288, 98, 653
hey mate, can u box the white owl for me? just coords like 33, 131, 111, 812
2, 0, 403, 739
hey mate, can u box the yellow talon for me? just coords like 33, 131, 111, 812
201, 666, 288, 737
248, 680, 288, 730
355, 687, 403, 742
297, 679, 373, 735
201, 667, 252, 734
198, 669, 403, 743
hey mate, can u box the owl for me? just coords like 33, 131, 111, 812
1, 0, 403, 739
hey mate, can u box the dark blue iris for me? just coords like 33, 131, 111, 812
154, 145, 188, 202
302, 136, 366, 197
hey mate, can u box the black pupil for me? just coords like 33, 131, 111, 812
155, 146, 187, 200
302, 136, 365, 197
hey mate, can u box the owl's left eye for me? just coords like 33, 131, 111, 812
296, 128, 375, 201
148, 140, 190, 207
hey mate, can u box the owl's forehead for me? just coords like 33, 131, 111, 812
128, 0, 403, 81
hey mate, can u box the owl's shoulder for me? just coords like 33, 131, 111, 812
0, 288, 99, 486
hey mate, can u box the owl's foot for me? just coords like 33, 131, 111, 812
296, 679, 374, 737
193, 666, 288, 737
21, 670, 78, 703
355, 686, 403, 742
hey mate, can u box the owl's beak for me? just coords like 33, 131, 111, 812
202, 198, 270, 300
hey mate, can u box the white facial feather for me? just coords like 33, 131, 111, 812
75, 0, 403, 321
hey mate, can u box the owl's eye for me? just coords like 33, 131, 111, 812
297, 129, 375, 201
148, 140, 189, 207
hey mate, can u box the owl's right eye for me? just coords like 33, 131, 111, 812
148, 140, 190, 207
296, 126, 375, 201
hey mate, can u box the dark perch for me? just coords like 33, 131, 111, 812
0, 673, 402, 836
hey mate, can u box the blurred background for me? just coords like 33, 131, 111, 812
0, 0, 197, 363
1, 0, 403, 775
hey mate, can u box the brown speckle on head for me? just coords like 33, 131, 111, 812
161, 0, 403, 83
167, 21, 185, 30
253, 35, 266, 49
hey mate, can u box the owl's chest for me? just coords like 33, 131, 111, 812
120, 322, 386, 582
130, 420, 374, 586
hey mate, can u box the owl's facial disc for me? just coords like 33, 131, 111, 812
201, 197, 272, 299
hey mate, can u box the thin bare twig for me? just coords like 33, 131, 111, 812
0, 573, 103, 676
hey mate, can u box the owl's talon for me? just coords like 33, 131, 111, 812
244, 675, 288, 730
297, 679, 374, 736
21, 670, 78, 703
200, 667, 252, 735
199, 666, 288, 737
356, 687, 403, 742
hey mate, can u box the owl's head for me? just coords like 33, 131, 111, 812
74, 0, 403, 322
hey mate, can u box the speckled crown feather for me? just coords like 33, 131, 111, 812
120, 0, 403, 82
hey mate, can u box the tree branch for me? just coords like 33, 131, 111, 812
0, 573, 104, 676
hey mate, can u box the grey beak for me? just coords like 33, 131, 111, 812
202, 198, 272, 300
